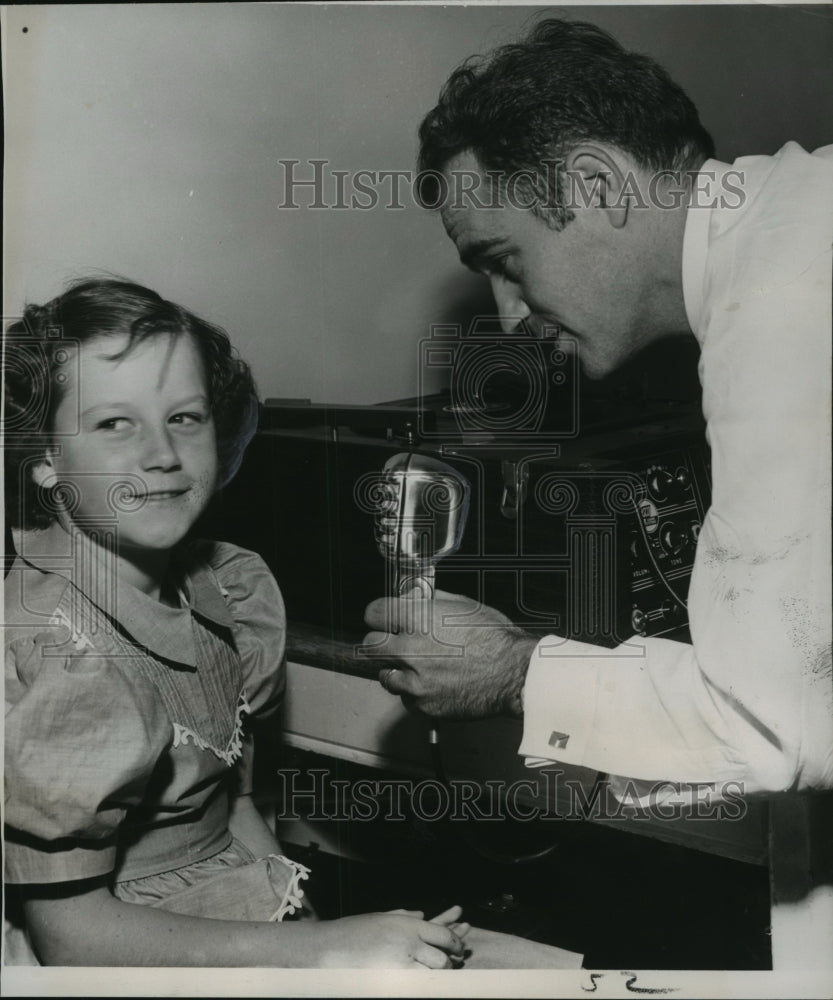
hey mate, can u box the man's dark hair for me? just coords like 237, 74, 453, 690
3, 276, 259, 529
417, 18, 715, 227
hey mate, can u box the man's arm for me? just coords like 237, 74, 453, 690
363, 584, 833, 796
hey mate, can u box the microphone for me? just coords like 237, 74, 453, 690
373, 452, 470, 598
372, 452, 470, 747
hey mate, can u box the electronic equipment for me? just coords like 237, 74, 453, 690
205, 333, 710, 653
201, 337, 774, 870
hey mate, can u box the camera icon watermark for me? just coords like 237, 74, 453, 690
418, 317, 579, 442
1, 319, 81, 439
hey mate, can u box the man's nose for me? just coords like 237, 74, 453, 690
140, 425, 181, 472
489, 275, 531, 333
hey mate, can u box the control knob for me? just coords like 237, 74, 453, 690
659, 599, 681, 620
659, 521, 689, 556
647, 467, 691, 504
660, 522, 689, 556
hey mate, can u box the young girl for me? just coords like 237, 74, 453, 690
3, 277, 468, 968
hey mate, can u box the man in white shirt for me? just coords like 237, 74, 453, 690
363, 18, 832, 967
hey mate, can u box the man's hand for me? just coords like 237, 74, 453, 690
362, 590, 540, 719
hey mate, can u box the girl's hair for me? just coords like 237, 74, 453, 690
3, 277, 259, 529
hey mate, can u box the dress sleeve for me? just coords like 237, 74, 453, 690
205, 543, 287, 722
4, 630, 172, 885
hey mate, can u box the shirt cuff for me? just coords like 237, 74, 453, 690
518, 634, 657, 769
517, 633, 749, 787
519, 634, 605, 767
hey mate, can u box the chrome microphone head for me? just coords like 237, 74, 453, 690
373, 452, 470, 597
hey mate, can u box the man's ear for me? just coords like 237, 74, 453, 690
564, 144, 632, 230
31, 452, 59, 489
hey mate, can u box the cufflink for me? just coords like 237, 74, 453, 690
548, 731, 570, 749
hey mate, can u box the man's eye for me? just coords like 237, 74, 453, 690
484, 255, 517, 280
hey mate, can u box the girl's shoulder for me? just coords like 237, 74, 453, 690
3, 552, 76, 630
4, 555, 107, 672
181, 539, 285, 618
184, 538, 274, 577
4, 554, 164, 716
181, 540, 287, 720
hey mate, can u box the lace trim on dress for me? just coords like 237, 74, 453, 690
48, 608, 96, 652
267, 855, 312, 922
172, 689, 252, 765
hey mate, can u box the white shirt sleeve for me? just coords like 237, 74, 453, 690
518, 634, 748, 785
518, 144, 833, 797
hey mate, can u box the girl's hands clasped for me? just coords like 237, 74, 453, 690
315, 905, 470, 968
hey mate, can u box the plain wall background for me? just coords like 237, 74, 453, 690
4, 3, 833, 403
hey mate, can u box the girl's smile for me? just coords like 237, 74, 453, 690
33, 331, 219, 589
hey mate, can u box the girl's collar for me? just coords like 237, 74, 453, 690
12, 521, 235, 666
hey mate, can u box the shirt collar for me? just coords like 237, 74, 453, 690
682, 157, 728, 343
12, 520, 234, 667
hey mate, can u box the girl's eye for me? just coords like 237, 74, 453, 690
96, 417, 130, 432
169, 411, 207, 427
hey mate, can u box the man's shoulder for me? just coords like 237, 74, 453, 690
712, 141, 833, 248
732, 141, 833, 167
771, 141, 833, 175
732, 141, 833, 197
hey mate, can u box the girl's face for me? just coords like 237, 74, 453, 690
35, 332, 218, 556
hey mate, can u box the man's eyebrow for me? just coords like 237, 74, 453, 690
458, 237, 510, 270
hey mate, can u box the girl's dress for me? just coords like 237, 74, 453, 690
4, 520, 310, 962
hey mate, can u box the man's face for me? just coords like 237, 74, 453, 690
440, 150, 655, 380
